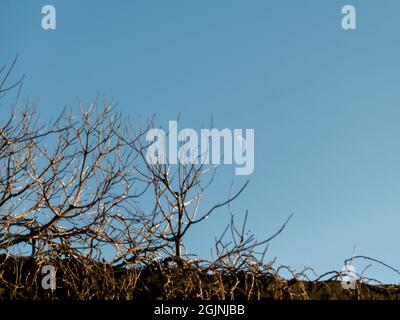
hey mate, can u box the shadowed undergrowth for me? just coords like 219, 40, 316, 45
1, 254, 400, 300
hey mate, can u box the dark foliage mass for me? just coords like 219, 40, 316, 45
1, 254, 400, 300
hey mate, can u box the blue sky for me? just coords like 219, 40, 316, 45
2, 0, 400, 283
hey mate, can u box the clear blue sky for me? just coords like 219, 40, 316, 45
2, 0, 400, 283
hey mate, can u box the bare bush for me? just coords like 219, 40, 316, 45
0, 57, 306, 300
